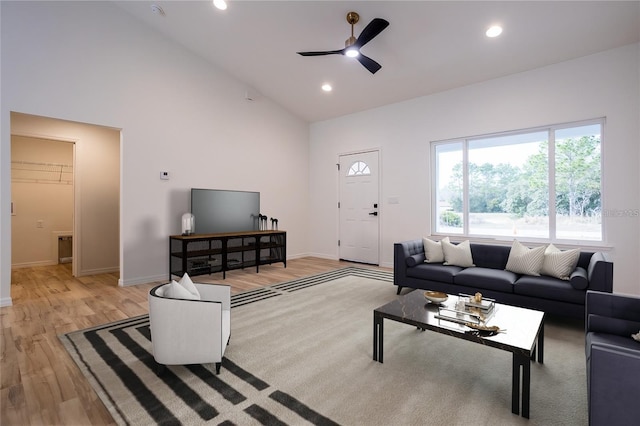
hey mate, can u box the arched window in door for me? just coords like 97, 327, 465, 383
347, 161, 370, 176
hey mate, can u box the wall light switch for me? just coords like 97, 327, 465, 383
160, 171, 170, 180
36, 220, 44, 228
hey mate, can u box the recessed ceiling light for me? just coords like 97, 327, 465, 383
486, 25, 503, 38
213, 0, 228, 11
321, 83, 332, 92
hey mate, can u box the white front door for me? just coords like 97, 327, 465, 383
338, 151, 380, 265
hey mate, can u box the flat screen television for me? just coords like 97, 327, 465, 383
191, 188, 260, 234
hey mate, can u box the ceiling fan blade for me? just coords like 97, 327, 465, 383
354, 18, 389, 49
356, 53, 382, 74
297, 49, 344, 56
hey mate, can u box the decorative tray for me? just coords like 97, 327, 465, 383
434, 306, 482, 326
459, 293, 495, 311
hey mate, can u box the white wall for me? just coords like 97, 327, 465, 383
0, 2, 310, 306
310, 44, 640, 296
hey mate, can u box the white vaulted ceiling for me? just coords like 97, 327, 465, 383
113, 1, 640, 122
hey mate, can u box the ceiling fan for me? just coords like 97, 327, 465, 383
297, 12, 389, 74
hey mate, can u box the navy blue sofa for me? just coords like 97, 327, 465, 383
585, 291, 640, 426
394, 239, 613, 318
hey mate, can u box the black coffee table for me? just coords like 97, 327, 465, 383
373, 290, 545, 418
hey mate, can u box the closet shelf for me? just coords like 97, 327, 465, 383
11, 160, 73, 184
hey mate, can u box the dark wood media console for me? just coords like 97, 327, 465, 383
169, 230, 286, 279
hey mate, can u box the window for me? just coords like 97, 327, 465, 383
432, 119, 603, 242
347, 161, 371, 176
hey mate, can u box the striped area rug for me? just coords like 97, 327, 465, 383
60, 267, 393, 425
61, 266, 587, 425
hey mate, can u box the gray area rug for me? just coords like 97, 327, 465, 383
60, 267, 587, 425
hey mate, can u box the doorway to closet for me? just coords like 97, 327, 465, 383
10, 112, 120, 280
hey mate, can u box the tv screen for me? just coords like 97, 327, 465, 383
191, 189, 260, 234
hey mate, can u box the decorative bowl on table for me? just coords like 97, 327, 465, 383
424, 291, 448, 304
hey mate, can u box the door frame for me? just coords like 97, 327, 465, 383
337, 148, 382, 265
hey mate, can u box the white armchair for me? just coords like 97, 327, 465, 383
148, 282, 231, 374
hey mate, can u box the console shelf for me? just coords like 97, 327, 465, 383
169, 230, 286, 279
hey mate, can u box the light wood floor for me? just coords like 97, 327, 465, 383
1, 257, 386, 425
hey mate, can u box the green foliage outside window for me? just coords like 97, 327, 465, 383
446, 136, 600, 219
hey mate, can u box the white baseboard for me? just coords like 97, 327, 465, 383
11, 260, 57, 269
305, 252, 339, 260
285, 253, 312, 260
119, 273, 167, 287
304, 252, 392, 269
77, 266, 119, 276
0, 297, 13, 307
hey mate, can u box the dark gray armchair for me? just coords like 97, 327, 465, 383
585, 290, 640, 425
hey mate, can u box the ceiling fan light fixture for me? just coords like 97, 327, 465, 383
213, 0, 228, 11
345, 47, 360, 58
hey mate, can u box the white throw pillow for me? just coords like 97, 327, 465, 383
179, 273, 201, 299
423, 237, 445, 263
441, 237, 475, 268
505, 240, 545, 276
541, 244, 580, 280
164, 280, 200, 300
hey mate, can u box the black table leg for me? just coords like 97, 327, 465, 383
373, 312, 383, 363
537, 321, 545, 364
512, 353, 531, 418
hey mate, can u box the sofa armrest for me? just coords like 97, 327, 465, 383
586, 290, 640, 335
196, 283, 231, 310
394, 240, 424, 285
588, 342, 640, 425
587, 252, 613, 293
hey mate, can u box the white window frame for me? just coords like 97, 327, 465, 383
347, 160, 371, 176
431, 118, 605, 244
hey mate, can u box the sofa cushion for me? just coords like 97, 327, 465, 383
179, 273, 201, 299
541, 244, 580, 280
454, 267, 517, 292
505, 240, 545, 276
406, 263, 463, 284
586, 332, 640, 362
569, 267, 589, 290
442, 238, 475, 267
163, 280, 201, 300
469, 244, 511, 269
514, 275, 585, 304
423, 237, 445, 263
406, 253, 425, 267
587, 314, 640, 337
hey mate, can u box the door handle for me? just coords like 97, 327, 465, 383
369, 211, 378, 216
